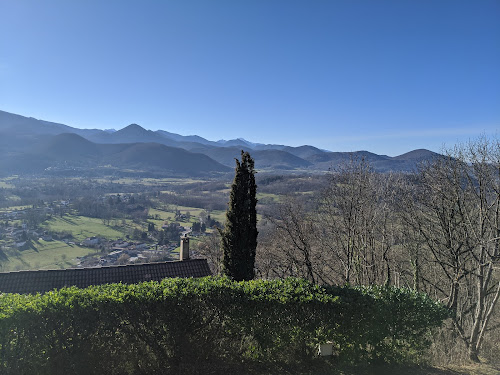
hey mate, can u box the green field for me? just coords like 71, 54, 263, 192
0, 176, 17, 189
257, 192, 282, 203
0, 181, 14, 189
0, 214, 140, 271
90, 177, 204, 186
146, 177, 204, 185
1, 240, 96, 271
150, 207, 226, 226
41, 215, 129, 242
0, 205, 31, 213
208, 210, 226, 223
148, 208, 175, 221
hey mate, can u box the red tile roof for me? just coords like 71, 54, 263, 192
0, 259, 211, 294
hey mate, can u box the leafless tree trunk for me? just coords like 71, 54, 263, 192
195, 231, 223, 275
264, 197, 327, 284
414, 138, 500, 362
319, 157, 399, 286
255, 218, 296, 280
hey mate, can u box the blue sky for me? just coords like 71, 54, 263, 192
1, 0, 498, 156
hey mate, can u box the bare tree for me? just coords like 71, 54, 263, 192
414, 139, 500, 362
264, 197, 327, 284
319, 157, 398, 285
255, 218, 294, 280
195, 232, 223, 275
394, 174, 431, 292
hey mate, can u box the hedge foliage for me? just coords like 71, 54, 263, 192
0, 277, 448, 374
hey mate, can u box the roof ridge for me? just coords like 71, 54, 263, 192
0, 259, 212, 294
0, 258, 206, 274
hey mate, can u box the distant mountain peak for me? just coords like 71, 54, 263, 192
122, 123, 145, 131
114, 124, 151, 136
393, 149, 439, 161
215, 138, 260, 148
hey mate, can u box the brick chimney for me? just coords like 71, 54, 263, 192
180, 234, 190, 261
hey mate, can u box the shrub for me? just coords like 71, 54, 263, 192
325, 285, 449, 364
0, 278, 447, 374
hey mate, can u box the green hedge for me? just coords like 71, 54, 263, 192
0, 277, 447, 374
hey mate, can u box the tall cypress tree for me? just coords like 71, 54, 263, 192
220, 151, 258, 281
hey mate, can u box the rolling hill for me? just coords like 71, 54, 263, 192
0, 131, 230, 176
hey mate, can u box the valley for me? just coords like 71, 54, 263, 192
0, 174, 274, 272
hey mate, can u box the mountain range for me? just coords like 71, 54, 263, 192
0, 110, 440, 177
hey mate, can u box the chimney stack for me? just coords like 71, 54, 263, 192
180, 234, 190, 261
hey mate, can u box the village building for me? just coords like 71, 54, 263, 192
82, 236, 100, 246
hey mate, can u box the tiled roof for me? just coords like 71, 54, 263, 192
0, 259, 212, 294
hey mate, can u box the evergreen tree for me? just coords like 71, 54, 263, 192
220, 151, 258, 281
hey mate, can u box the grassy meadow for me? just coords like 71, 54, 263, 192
1, 240, 96, 271
149, 206, 226, 230
0, 205, 30, 213
41, 215, 129, 242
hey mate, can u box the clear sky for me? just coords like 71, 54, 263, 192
1, 0, 498, 156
